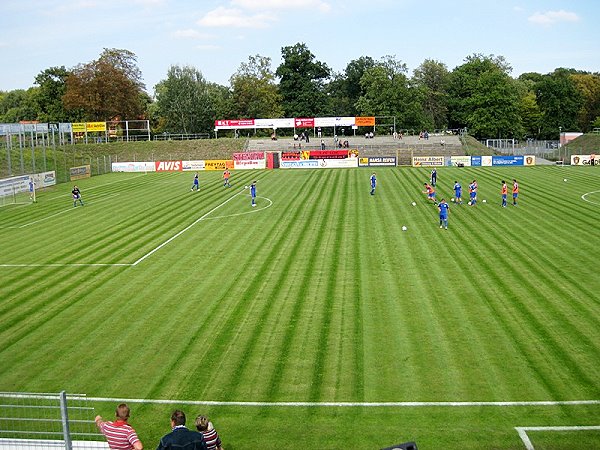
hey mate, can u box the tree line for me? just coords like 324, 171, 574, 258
1, 43, 599, 140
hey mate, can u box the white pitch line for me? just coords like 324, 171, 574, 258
131, 188, 245, 266
86, 397, 600, 408
515, 425, 600, 450
581, 190, 600, 205
202, 195, 273, 220
0, 263, 131, 267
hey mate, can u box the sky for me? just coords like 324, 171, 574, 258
0, 0, 598, 95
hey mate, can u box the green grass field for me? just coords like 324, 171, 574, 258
0, 166, 599, 449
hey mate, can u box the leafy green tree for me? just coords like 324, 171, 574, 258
571, 72, 600, 132
33, 66, 74, 122
275, 43, 330, 117
0, 89, 38, 122
230, 55, 283, 119
154, 65, 215, 134
63, 48, 147, 120
355, 56, 423, 129
535, 68, 583, 138
447, 54, 521, 138
411, 59, 450, 130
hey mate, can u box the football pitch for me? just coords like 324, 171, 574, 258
0, 166, 599, 449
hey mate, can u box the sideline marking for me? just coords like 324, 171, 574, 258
0, 188, 252, 268
581, 190, 600, 205
86, 397, 600, 407
516, 425, 600, 450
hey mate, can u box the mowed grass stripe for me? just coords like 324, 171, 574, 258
447, 203, 598, 399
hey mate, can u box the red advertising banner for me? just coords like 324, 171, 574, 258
233, 152, 265, 161
294, 117, 315, 128
155, 160, 183, 171
281, 151, 301, 161
309, 150, 349, 160
214, 119, 255, 128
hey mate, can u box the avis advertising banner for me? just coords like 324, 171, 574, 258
155, 161, 183, 171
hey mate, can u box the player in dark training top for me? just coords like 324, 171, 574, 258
72, 185, 84, 207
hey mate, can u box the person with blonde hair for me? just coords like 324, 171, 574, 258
195, 416, 223, 450
95, 403, 143, 450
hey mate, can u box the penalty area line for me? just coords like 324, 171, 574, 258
131, 188, 246, 266
515, 425, 600, 450
86, 397, 600, 408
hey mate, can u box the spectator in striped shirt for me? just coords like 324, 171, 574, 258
195, 416, 223, 450
95, 404, 143, 450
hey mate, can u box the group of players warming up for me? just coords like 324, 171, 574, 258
189, 170, 257, 207
371, 169, 520, 230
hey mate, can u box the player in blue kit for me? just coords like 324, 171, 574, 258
453, 181, 462, 204
191, 172, 199, 191
370, 172, 376, 195
250, 180, 257, 207
438, 198, 449, 229
468, 180, 477, 206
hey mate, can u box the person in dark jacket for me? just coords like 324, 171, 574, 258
157, 410, 207, 450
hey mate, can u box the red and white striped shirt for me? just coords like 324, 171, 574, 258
99, 420, 141, 450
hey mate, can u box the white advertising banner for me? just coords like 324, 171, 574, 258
111, 162, 156, 172
234, 159, 267, 170
32, 171, 56, 188
182, 160, 206, 171
314, 117, 355, 127
280, 160, 320, 169
412, 156, 444, 167
481, 156, 493, 166
0, 175, 30, 197
450, 156, 472, 167
524, 155, 536, 166
254, 118, 295, 129
571, 154, 598, 165
316, 158, 358, 169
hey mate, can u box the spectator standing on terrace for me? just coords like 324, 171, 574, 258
317, 127, 322, 138
157, 410, 207, 450
95, 404, 143, 450
320, 139, 325, 150
195, 416, 224, 450
72, 185, 84, 207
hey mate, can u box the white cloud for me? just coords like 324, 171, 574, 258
198, 7, 276, 28
232, 0, 331, 13
172, 29, 215, 40
528, 10, 580, 26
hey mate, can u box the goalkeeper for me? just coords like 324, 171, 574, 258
72, 185, 84, 207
